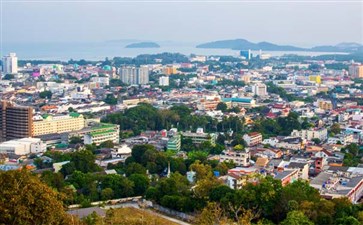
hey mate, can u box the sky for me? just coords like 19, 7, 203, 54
1, 0, 363, 48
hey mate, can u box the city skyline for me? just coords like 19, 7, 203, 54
2, 1, 362, 47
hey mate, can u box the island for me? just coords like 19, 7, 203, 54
125, 42, 160, 48
196, 39, 362, 52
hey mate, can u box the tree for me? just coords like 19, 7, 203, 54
330, 123, 341, 135
125, 162, 147, 176
101, 174, 134, 198
39, 90, 53, 99
195, 202, 230, 225
280, 210, 314, 225
216, 102, 228, 112
3, 74, 14, 80
101, 188, 114, 200
129, 174, 150, 196
104, 94, 118, 105
189, 160, 213, 181
69, 136, 83, 144
312, 138, 321, 145
0, 170, 80, 225
99, 140, 115, 148
71, 150, 101, 173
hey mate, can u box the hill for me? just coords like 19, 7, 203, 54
196, 39, 305, 51
196, 39, 362, 52
125, 42, 160, 48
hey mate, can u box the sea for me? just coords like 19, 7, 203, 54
1, 41, 349, 61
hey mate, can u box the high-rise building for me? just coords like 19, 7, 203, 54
2, 53, 18, 74
252, 83, 267, 96
349, 64, 363, 78
240, 50, 252, 60
119, 66, 149, 85
0, 101, 33, 142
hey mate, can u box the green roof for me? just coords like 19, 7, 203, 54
42, 114, 50, 119
69, 112, 81, 118
90, 129, 115, 137
56, 143, 68, 148
91, 123, 115, 130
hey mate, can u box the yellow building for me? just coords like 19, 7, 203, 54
349, 64, 363, 78
317, 99, 333, 110
33, 113, 85, 136
309, 75, 321, 84
162, 66, 177, 75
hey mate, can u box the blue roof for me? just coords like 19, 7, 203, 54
222, 98, 252, 103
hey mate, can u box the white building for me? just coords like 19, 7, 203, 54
243, 132, 263, 146
220, 150, 250, 167
119, 66, 149, 85
90, 76, 110, 87
252, 83, 267, 96
0, 138, 46, 155
159, 76, 169, 86
2, 53, 18, 74
291, 128, 328, 141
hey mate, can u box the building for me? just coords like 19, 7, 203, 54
309, 75, 322, 84
119, 66, 149, 85
0, 101, 33, 142
83, 123, 120, 145
181, 128, 216, 146
310, 168, 363, 203
2, 53, 18, 74
0, 137, 46, 155
274, 169, 299, 186
220, 150, 250, 167
222, 97, 256, 108
162, 66, 177, 75
240, 50, 252, 60
33, 113, 85, 136
252, 83, 267, 96
316, 99, 333, 110
349, 64, 363, 78
197, 97, 221, 111
167, 134, 181, 151
159, 76, 169, 86
243, 132, 263, 146
291, 128, 328, 141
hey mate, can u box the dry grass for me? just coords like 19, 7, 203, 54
97, 207, 180, 225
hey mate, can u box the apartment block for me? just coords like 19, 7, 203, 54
0, 101, 33, 142
33, 113, 85, 136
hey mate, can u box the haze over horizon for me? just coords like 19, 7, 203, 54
2, 0, 362, 48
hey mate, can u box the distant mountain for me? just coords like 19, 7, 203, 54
125, 42, 160, 48
196, 39, 305, 51
311, 42, 363, 52
196, 39, 362, 52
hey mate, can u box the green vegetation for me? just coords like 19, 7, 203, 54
103, 94, 118, 105
3, 74, 14, 80
93, 207, 180, 225
102, 103, 245, 136
39, 90, 53, 99
0, 170, 81, 225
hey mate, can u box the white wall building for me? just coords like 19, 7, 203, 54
220, 150, 251, 167
291, 128, 328, 141
159, 76, 169, 86
119, 66, 149, 85
252, 83, 267, 96
2, 53, 18, 74
0, 138, 46, 155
